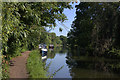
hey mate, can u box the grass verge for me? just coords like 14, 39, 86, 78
2, 56, 9, 79
27, 50, 47, 78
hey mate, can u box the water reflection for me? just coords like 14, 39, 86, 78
66, 49, 120, 78
42, 56, 47, 62
46, 47, 71, 78
45, 47, 120, 78
47, 47, 67, 59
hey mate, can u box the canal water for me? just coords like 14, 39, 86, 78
44, 47, 120, 78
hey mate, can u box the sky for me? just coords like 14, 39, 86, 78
49, 2, 80, 37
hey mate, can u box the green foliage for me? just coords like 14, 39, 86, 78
46, 32, 63, 47
27, 49, 65, 78
2, 2, 71, 56
60, 35, 67, 47
2, 63, 9, 79
2, 2, 71, 78
2, 56, 9, 79
27, 50, 47, 78
67, 2, 120, 57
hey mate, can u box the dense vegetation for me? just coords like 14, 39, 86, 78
67, 2, 120, 58
27, 50, 46, 78
3, 2, 120, 78
66, 2, 120, 78
2, 2, 71, 78
60, 35, 67, 47
2, 2, 71, 56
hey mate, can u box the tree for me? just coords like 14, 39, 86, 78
67, 2, 120, 57
2, 2, 72, 55
60, 35, 67, 47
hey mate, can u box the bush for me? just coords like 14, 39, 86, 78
27, 50, 47, 78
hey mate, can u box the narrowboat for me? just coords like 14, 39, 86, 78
39, 44, 48, 60
49, 44, 54, 49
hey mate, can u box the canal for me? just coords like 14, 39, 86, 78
43, 47, 120, 78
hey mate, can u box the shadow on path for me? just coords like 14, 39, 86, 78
9, 51, 31, 78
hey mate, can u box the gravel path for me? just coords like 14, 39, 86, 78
9, 51, 31, 78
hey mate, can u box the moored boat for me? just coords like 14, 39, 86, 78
41, 56, 47, 60
49, 44, 54, 49
39, 44, 48, 59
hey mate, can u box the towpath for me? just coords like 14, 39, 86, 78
9, 51, 31, 78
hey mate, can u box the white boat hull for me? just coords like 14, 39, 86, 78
42, 56, 47, 59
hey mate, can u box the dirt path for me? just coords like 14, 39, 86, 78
9, 51, 31, 78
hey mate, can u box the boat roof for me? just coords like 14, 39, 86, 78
39, 43, 47, 48
49, 44, 54, 46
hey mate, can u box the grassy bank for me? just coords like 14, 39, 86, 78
27, 50, 47, 78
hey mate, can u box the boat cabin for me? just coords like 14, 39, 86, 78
39, 44, 48, 57
49, 44, 54, 49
